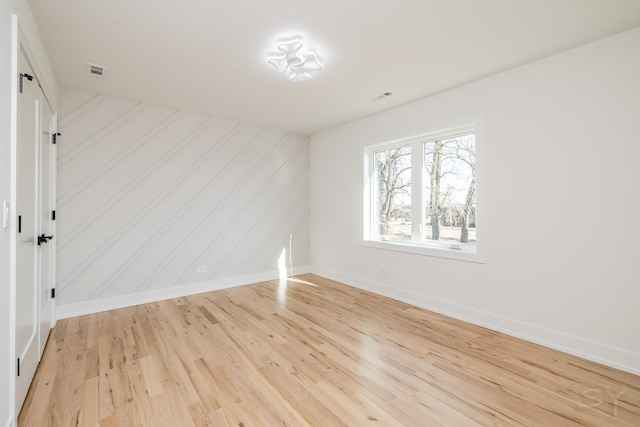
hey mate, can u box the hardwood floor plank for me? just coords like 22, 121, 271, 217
139, 356, 164, 397
80, 376, 100, 426
19, 274, 640, 426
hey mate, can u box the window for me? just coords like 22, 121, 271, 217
363, 118, 485, 262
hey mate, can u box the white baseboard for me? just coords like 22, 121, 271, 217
312, 267, 640, 376
5, 416, 15, 427
56, 265, 312, 320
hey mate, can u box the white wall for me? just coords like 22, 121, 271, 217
56, 90, 310, 317
310, 27, 640, 374
0, 1, 56, 425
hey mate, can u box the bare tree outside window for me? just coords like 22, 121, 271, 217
374, 146, 411, 239
424, 134, 476, 245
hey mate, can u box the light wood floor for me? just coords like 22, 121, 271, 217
19, 274, 640, 426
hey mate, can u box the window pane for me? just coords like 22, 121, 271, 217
373, 146, 411, 241
423, 134, 476, 247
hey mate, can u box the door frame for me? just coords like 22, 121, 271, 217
8, 14, 20, 422
38, 99, 57, 355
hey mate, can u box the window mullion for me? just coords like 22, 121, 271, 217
410, 140, 422, 242
364, 149, 373, 239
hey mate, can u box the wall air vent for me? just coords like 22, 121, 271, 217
86, 62, 107, 79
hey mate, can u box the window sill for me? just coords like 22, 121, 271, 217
362, 238, 486, 263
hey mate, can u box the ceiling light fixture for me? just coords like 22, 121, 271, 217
268, 38, 323, 81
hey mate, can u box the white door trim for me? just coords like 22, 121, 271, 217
8, 13, 19, 423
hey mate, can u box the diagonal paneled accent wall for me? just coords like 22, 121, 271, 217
56, 89, 310, 309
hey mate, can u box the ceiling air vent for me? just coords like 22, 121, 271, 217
86, 62, 107, 79
372, 91, 392, 101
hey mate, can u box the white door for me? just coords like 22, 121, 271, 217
38, 100, 56, 357
15, 46, 41, 414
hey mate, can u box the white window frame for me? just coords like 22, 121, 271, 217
362, 116, 486, 263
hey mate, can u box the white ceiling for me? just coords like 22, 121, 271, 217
29, 0, 640, 135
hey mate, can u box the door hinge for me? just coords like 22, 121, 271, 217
17, 358, 20, 376
19, 73, 34, 94
52, 210, 56, 220
18, 215, 21, 233
52, 132, 61, 144
51, 288, 56, 299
